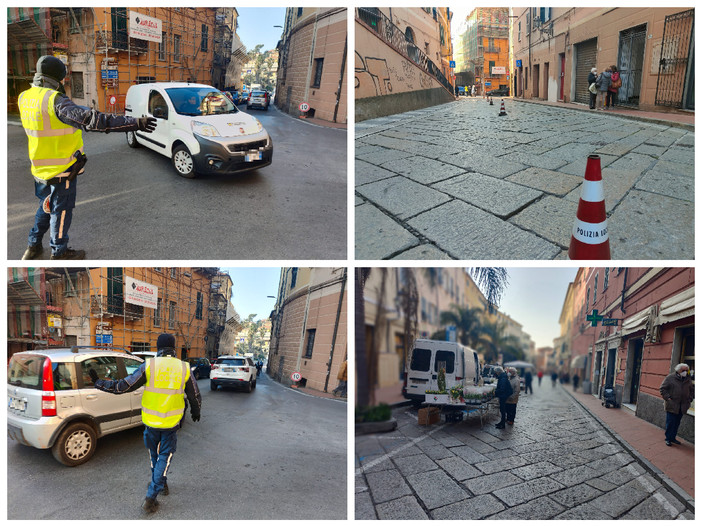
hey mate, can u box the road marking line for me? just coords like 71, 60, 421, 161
355, 421, 446, 476
627, 464, 681, 518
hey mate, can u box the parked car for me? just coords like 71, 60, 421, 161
403, 339, 481, 404
187, 357, 211, 379
210, 356, 256, 392
486, 87, 510, 97
7, 348, 146, 466
247, 90, 270, 110
132, 351, 157, 362
124, 82, 273, 178
239, 89, 249, 104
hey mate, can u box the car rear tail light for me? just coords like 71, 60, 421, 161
41, 358, 57, 417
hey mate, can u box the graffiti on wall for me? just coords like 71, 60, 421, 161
356, 51, 434, 97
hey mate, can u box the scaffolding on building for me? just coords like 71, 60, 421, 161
463, 8, 509, 84
8, 267, 226, 360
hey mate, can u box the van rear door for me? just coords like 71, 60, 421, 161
407, 345, 432, 397
432, 346, 457, 391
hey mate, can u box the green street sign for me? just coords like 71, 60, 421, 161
586, 310, 604, 327
602, 318, 619, 326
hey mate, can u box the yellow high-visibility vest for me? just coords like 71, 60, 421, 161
142, 357, 189, 429
18, 85, 83, 181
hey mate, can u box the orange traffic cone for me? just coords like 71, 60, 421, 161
498, 99, 507, 116
568, 155, 611, 259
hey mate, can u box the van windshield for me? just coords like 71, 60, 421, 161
166, 87, 239, 116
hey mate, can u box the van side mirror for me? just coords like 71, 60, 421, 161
153, 107, 167, 119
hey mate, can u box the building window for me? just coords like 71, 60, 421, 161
168, 301, 177, 329
312, 58, 324, 88
518, 21, 521, 42
489, 60, 495, 74
154, 297, 162, 327
594, 274, 599, 304
603, 268, 610, 290
170, 268, 177, 279
440, 24, 445, 46
69, 9, 81, 34
107, 268, 124, 315
196, 292, 203, 320
421, 297, 427, 321
174, 34, 181, 62
586, 288, 590, 314
154, 267, 162, 272
304, 329, 316, 358
297, 7, 303, 17
158, 32, 166, 61
70, 72, 84, 98
201, 24, 208, 52
131, 342, 151, 353
290, 268, 298, 289
405, 26, 415, 43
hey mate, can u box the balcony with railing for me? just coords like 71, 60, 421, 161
90, 295, 144, 320
356, 7, 453, 94
95, 30, 149, 54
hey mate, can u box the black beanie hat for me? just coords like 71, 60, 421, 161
36, 55, 67, 82
157, 333, 176, 351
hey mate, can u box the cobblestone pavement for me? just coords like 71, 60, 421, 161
355, 98, 694, 260
355, 384, 693, 520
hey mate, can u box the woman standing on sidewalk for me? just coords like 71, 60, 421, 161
659, 363, 694, 446
505, 367, 520, 425
607, 65, 621, 109
597, 67, 612, 110
588, 67, 598, 109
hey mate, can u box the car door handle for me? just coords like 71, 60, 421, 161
86, 394, 98, 400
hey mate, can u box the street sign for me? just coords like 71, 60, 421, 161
586, 310, 604, 327
516, 59, 522, 67
485, 81, 491, 86
109, 95, 117, 106
299, 102, 310, 112
291, 371, 302, 382
602, 318, 619, 326
449, 60, 456, 68
446, 326, 457, 343
101, 69, 118, 79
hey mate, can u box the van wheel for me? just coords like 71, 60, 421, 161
126, 130, 141, 148
51, 422, 97, 466
172, 145, 197, 179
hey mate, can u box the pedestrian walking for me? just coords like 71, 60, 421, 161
537, 370, 543, 386
573, 373, 580, 391
607, 65, 621, 108
596, 67, 612, 110
333, 359, 347, 397
471, 84, 476, 97
524, 369, 533, 394
588, 67, 598, 109
551, 371, 558, 388
659, 363, 694, 447
505, 367, 520, 425
494, 366, 513, 429
89, 333, 202, 513
18, 55, 157, 260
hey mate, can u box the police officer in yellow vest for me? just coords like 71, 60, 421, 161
19, 55, 157, 260
90, 333, 201, 514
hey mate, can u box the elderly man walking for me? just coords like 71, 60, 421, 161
659, 363, 694, 446
494, 366, 513, 429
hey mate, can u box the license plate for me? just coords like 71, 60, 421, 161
246, 151, 263, 162
9, 396, 26, 412
223, 367, 233, 372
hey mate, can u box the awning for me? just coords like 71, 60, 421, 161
622, 306, 654, 336
659, 286, 694, 324
571, 354, 587, 369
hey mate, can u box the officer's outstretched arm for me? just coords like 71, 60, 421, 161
90, 363, 147, 394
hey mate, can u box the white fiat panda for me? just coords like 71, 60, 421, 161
124, 82, 273, 178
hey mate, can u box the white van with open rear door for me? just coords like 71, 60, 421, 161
403, 339, 481, 404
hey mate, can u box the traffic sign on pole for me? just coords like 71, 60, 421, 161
291, 371, 302, 382
299, 102, 310, 113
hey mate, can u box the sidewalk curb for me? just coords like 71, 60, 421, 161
267, 373, 347, 404
271, 103, 347, 131
513, 97, 695, 132
563, 387, 695, 514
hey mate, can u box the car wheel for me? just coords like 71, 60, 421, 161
252, 379, 257, 389
172, 144, 197, 179
210, 380, 218, 391
247, 105, 251, 110
51, 422, 97, 466
245, 380, 252, 393
126, 130, 141, 148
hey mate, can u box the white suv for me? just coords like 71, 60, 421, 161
7, 348, 145, 466
210, 356, 256, 393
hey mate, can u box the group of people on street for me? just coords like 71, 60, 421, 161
588, 64, 621, 110
494, 366, 520, 429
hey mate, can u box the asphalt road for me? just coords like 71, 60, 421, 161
355, 382, 692, 520
355, 97, 694, 260
8, 373, 347, 520
8, 105, 347, 260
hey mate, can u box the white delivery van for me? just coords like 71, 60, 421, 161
124, 82, 272, 178
403, 339, 481, 403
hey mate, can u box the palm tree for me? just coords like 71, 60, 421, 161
439, 303, 483, 347
468, 267, 509, 314
477, 319, 525, 364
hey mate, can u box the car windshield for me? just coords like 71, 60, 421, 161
166, 87, 239, 116
217, 358, 246, 366
8, 354, 46, 389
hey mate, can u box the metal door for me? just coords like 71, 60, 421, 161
574, 38, 598, 104
617, 24, 647, 106
559, 54, 565, 101
629, 340, 643, 404
655, 9, 694, 109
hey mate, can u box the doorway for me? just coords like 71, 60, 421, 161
558, 53, 565, 101
604, 347, 617, 388
626, 339, 644, 404
533, 64, 540, 98
543, 62, 549, 100
617, 24, 647, 106
593, 350, 602, 397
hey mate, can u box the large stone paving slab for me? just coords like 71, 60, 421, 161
356, 147, 414, 165
463, 471, 523, 495
509, 195, 578, 249
431, 494, 505, 520
408, 200, 561, 259
492, 476, 566, 506
487, 495, 566, 520
355, 203, 419, 259
436, 456, 482, 481
355, 159, 400, 186
406, 470, 469, 510
393, 453, 438, 477
608, 190, 694, 259
379, 155, 467, 185
433, 173, 542, 218
506, 167, 583, 196
376, 496, 428, 520
356, 176, 452, 220
444, 151, 528, 179
365, 469, 412, 504
391, 244, 453, 260
635, 171, 694, 202
354, 490, 377, 520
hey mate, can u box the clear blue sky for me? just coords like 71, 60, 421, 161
236, 8, 286, 52
497, 268, 578, 349
221, 267, 281, 321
